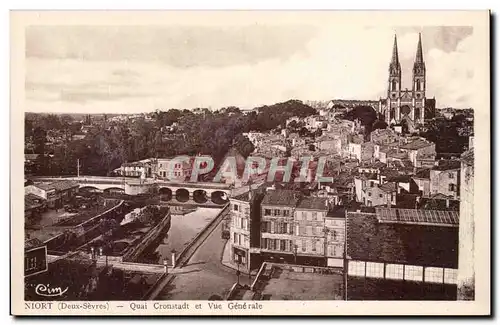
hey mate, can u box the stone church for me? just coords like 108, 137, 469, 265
378, 34, 436, 131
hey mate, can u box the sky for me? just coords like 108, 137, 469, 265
25, 23, 476, 113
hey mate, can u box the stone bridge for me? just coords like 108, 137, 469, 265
32, 176, 233, 205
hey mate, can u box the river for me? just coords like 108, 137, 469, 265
155, 207, 222, 264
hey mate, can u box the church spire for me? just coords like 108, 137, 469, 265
415, 33, 424, 63
391, 34, 399, 65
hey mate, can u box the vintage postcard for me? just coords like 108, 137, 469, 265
10, 10, 490, 316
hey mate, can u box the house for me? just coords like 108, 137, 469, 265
117, 159, 155, 179
400, 138, 436, 167
412, 169, 431, 196
370, 128, 400, 145
293, 197, 329, 267
229, 189, 266, 272
430, 160, 461, 200
353, 173, 380, 203
156, 157, 193, 181
346, 208, 459, 300
25, 193, 47, 224
260, 190, 301, 264
347, 136, 374, 162
324, 207, 346, 267
25, 180, 79, 209
363, 182, 398, 207
315, 135, 342, 153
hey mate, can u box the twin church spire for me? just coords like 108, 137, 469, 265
388, 33, 426, 95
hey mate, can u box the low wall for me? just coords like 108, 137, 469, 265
125, 182, 157, 195
122, 211, 172, 262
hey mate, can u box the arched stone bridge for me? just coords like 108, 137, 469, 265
31, 176, 233, 205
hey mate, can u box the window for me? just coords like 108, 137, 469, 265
416, 80, 421, 91
302, 211, 306, 220
448, 172, 454, 179
404, 265, 423, 282
175, 163, 181, 169
274, 209, 281, 216
425, 267, 444, 283
370, 181, 374, 187
379, 194, 383, 198
444, 268, 457, 284
301, 239, 306, 252
348, 261, 366, 276
312, 240, 317, 252
367, 201, 372, 207
306, 226, 313, 236
280, 240, 286, 251
316, 212, 322, 221
366, 262, 384, 278
311, 212, 317, 220
233, 204, 239, 211
391, 80, 397, 91
332, 230, 338, 241
264, 209, 271, 216
449, 184, 456, 192
233, 233, 237, 244
316, 226, 323, 236
296, 212, 302, 221
283, 210, 290, 217
306, 212, 312, 221
244, 207, 250, 215
240, 218, 244, 229
385, 264, 404, 280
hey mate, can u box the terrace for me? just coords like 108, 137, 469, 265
248, 263, 344, 300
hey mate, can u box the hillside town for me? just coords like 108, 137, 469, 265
23, 33, 475, 302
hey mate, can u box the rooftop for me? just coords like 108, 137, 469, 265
432, 159, 461, 171
400, 138, 433, 150
379, 182, 398, 193
25, 193, 45, 210
346, 212, 458, 268
296, 197, 328, 211
35, 180, 79, 192
414, 168, 431, 179
375, 207, 459, 227
261, 189, 301, 207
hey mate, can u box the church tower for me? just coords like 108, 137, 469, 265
412, 33, 426, 100
388, 34, 401, 99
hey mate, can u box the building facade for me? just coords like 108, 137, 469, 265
294, 197, 329, 267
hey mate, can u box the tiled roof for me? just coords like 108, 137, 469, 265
25, 193, 45, 210
379, 182, 398, 193
386, 149, 407, 160
296, 197, 328, 211
432, 159, 461, 171
346, 212, 458, 268
261, 189, 300, 207
414, 169, 431, 179
36, 180, 79, 192
400, 138, 433, 150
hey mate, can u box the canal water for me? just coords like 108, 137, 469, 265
155, 207, 222, 264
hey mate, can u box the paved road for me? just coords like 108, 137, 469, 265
156, 221, 252, 300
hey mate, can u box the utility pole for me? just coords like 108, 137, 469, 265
77, 159, 81, 178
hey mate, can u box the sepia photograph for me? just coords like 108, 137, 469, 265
10, 10, 490, 316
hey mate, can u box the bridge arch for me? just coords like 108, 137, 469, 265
175, 188, 190, 203
193, 190, 208, 204
79, 186, 101, 193
103, 187, 125, 194
211, 191, 229, 205
159, 187, 173, 201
